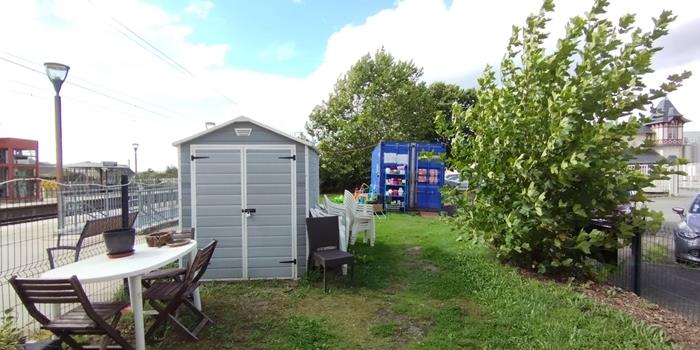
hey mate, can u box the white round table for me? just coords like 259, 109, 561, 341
42, 241, 199, 350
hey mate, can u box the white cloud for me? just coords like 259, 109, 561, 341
184, 0, 214, 20
0, 0, 698, 171
258, 42, 298, 61
293, 0, 303, 4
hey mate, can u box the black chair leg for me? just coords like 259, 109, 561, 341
322, 264, 327, 293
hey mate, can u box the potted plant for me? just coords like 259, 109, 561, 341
103, 227, 136, 257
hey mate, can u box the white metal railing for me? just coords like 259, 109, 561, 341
0, 178, 178, 332
630, 163, 700, 196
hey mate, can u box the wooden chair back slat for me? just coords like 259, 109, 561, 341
12, 279, 81, 304
9, 276, 90, 326
82, 212, 138, 239
10, 276, 134, 349
186, 240, 218, 285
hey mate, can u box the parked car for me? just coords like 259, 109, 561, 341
672, 195, 700, 265
444, 171, 468, 191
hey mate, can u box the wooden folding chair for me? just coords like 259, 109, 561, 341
140, 227, 197, 289
9, 275, 133, 350
143, 240, 217, 341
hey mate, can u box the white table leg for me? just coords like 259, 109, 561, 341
51, 304, 61, 340
127, 275, 145, 350
187, 248, 202, 310
51, 304, 61, 319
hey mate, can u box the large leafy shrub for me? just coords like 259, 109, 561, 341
443, 0, 690, 274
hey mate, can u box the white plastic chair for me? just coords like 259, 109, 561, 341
343, 190, 376, 246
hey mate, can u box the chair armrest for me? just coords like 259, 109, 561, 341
46, 246, 78, 269
143, 267, 187, 281
46, 246, 78, 252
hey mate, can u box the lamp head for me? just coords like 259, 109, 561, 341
44, 62, 70, 95
132, 143, 139, 151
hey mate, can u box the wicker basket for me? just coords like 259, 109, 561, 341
146, 231, 173, 247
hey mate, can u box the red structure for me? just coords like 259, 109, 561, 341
0, 138, 40, 201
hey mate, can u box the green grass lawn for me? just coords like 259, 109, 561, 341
156, 214, 676, 350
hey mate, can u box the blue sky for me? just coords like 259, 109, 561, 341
2, 0, 697, 170
149, 0, 397, 77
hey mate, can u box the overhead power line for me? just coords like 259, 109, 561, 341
2, 51, 191, 119
10, 89, 140, 123
10, 80, 148, 122
0, 55, 186, 121
0, 56, 43, 74
85, 0, 237, 105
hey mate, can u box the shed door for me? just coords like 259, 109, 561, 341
244, 147, 296, 279
192, 148, 244, 280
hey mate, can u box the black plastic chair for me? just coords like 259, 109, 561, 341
306, 216, 354, 292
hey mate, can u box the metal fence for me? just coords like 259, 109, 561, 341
677, 163, 700, 196
0, 178, 178, 332
610, 224, 700, 321
634, 163, 700, 196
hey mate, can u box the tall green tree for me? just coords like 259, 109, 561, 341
306, 49, 437, 191
443, 0, 690, 274
429, 82, 477, 162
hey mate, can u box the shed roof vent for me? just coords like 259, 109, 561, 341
235, 128, 252, 136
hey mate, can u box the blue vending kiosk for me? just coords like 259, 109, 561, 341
370, 142, 446, 211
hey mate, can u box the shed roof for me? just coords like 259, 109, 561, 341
172, 116, 317, 151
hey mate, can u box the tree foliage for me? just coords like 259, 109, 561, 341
137, 165, 178, 183
430, 82, 477, 162
307, 49, 474, 191
443, 0, 691, 274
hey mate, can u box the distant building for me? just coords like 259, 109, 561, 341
0, 138, 40, 201
633, 97, 692, 160
64, 161, 134, 186
39, 162, 56, 179
682, 131, 700, 163
630, 98, 693, 194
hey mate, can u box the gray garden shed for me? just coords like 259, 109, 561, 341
173, 116, 319, 280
